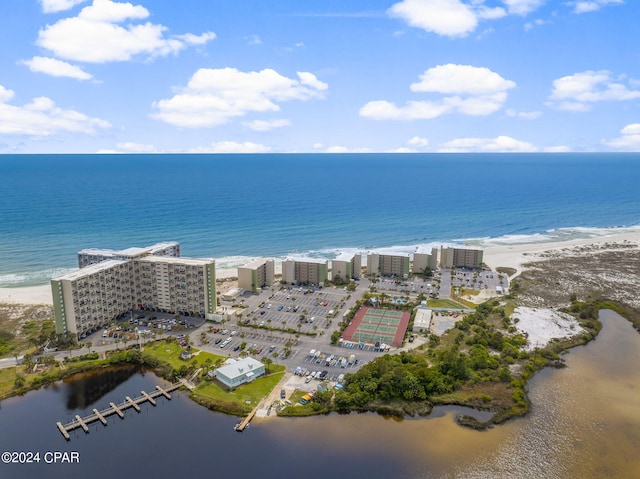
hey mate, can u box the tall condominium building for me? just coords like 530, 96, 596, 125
52, 246, 215, 339
439, 247, 484, 269
367, 253, 410, 277
412, 247, 439, 273
77, 242, 180, 268
237, 259, 275, 293
281, 258, 328, 285
331, 253, 362, 282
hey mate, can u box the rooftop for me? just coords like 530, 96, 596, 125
52, 259, 129, 281
215, 357, 264, 379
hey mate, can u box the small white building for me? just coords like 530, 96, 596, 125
412, 308, 433, 333
214, 357, 265, 388
221, 287, 244, 301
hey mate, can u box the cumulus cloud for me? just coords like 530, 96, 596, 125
36, 0, 215, 63
388, 0, 480, 37
243, 119, 291, 131
543, 145, 572, 152
602, 123, 640, 150
438, 135, 537, 152
548, 70, 640, 111
387, 0, 550, 37
152, 67, 328, 128
407, 136, 429, 147
361, 64, 515, 121
20, 56, 92, 80
40, 0, 87, 13
571, 0, 623, 14
0, 84, 111, 136
188, 141, 271, 153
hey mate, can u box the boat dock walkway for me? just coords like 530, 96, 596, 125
56, 382, 182, 440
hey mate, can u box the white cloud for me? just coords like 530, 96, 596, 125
543, 145, 572, 152
387, 0, 547, 37
188, 141, 271, 153
506, 108, 542, 119
548, 70, 640, 111
40, 0, 87, 13
602, 123, 640, 150
361, 64, 515, 120
502, 0, 545, 15
411, 64, 516, 95
438, 135, 537, 152
0, 84, 111, 136
408, 136, 429, 147
243, 119, 291, 131
571, 0, 623, 14
388, 0, 478, 37
152, 67, 328, 128
524, 18, 546, 31
325, 146, 372, 153
20, 56, 93, 80
245, 34, 262, 45
36, 0, 216, 63
116, 141, 156, 152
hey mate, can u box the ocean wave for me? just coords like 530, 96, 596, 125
0, 268, 76, 288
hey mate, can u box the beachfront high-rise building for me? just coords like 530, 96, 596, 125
77, 242, 180, 268
331, 253, 362, 283
237, 259, 275, 293
281, 258, 328, 285
52, 244, 215, 339
439, 247, 484, 269
412, 247, 439, 273
366, 253, 410, 277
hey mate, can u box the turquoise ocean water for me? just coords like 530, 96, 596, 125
1, 153, 639, 287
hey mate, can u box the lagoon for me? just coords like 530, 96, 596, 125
0, 310, 638, 478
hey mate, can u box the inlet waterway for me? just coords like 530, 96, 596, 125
1, 310, 638, 478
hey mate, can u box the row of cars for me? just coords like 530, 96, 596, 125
294, 367, 346, 384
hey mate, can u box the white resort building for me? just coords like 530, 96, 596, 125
439, 247, 484, 269
237, 259, 275, 293
51, 242, 216, 340
331, 252, 362, 283
412, 247, 438, 273
366, 252, 410, 277
281, 258, 328, 285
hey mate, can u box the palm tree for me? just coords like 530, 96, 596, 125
261, 356, 273, 373
267, 319, 272, 335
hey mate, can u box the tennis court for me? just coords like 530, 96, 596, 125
341, 307, 410, 348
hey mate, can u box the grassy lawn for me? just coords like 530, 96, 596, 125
428, 298, 469, 309
142, 341, 225, 370
192, 365, 285, 414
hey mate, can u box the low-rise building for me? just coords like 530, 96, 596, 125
367, 253, 410, 277
439, 247, 484, 269
237, 259, 275, 293
412, 308, 433, 333
412, 247, 438, 273
215, 357, 265, 388
282, 257, 328, 285
331, 252, 362, 283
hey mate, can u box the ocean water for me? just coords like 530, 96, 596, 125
1, 153, 639, 287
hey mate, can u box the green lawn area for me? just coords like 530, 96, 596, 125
192, 365, 285, 413
142, 341, 225, 370
428, 298, 470, 309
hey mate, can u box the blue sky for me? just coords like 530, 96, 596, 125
0, 0, 638, 153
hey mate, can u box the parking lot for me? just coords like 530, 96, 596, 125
222, 285, 352, 336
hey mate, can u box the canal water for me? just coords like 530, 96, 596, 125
1, 310, 638, 479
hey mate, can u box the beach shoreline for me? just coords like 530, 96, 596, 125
2, 230, 639, 307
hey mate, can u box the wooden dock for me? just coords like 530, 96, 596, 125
234, 403, 260, 432
56, 382, 182, 440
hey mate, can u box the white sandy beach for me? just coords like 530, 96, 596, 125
2, 230, 640, 307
